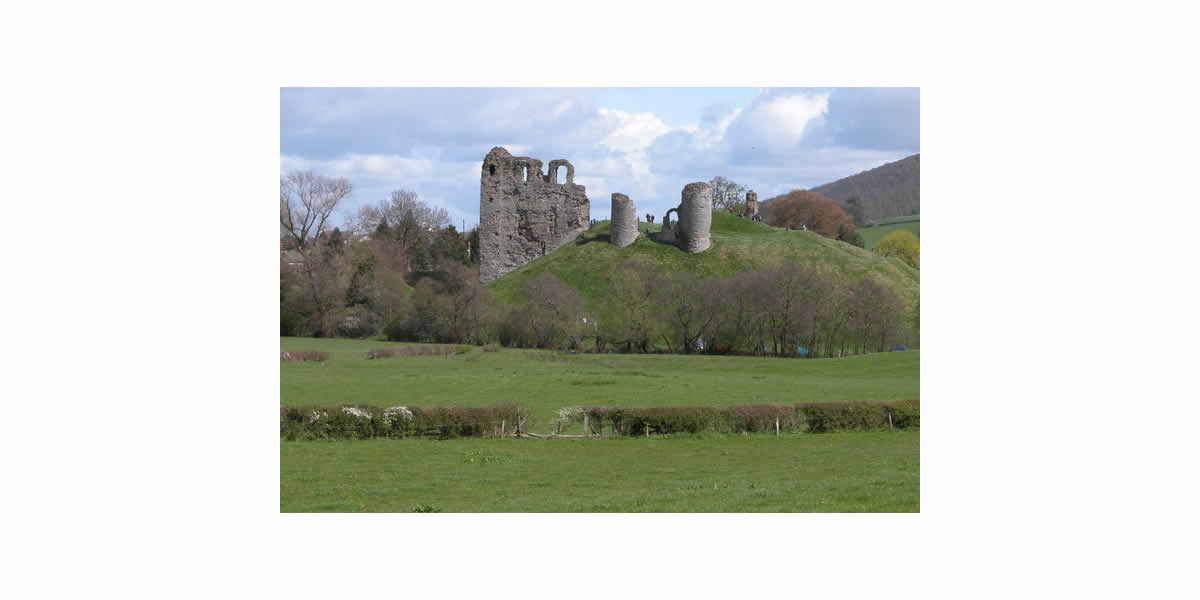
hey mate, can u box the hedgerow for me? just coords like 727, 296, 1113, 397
279, 401, 917, 440
280, 403, 529, 440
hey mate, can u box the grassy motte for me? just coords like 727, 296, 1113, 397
486, 211, 919, 323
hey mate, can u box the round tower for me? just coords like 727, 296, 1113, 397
610, 193, 638, 248
678, 182, 712, 253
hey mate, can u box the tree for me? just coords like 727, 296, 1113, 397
763, 190, 855, 238
517, 273, 586, 349
874, 230, 919, 269
841, 196, 866, 227
343, 204, 384, 237
430, 225, 469, 269
708, 176, 749, 214
837, 224, 865, 248
280, 170, 353, 249
381, 189, 450, 234
467, 227, 481, 265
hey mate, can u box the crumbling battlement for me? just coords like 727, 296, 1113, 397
610, 193, 638, 248
479, 147, 590, 282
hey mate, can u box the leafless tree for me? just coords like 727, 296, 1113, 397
708, 176, 749, 214
280, 170, 353, 249
342, 204, 384, 237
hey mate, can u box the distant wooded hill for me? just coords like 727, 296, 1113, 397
812, 154, 919, 224
760, 154, 920, 225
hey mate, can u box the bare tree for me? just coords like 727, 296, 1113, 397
280, 171, 353, 249
381, 189, 450, 232
708, 176, 749, 214
342, 203, 383, 237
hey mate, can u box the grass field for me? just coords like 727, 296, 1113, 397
281, 431, 919, 512
860, 216, 920, 250
280, 337, 919, 428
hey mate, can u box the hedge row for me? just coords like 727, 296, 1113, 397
280, 403, 529, 440
280, 350, 329, 362
279, 401, 918, 440
366, 345, 472, 359
566, 401, 919, 435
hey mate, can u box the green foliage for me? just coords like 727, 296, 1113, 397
874, 230, 920, 269
836, 224, 865, 248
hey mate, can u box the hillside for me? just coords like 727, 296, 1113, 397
486, 210, 919, 326
809, 154, 920, 223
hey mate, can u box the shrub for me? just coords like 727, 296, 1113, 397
885, 399, 920, 429
724, 404, 800, 433
280, 350, 330, 362
336, 306, 382, 338
799, 402, 890, 432
367, 344, 467, 359
384, 317, 424, 342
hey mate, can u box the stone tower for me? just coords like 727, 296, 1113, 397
745, 190, 758, 220
609, 193, 638, 248
479, 147, 590, 282
677, 182, 712, 253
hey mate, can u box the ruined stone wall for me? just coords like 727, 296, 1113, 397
479, 147, 590, 282
609, 193, 638, 248
678, 182, 712, 253
746, 190, 758, 218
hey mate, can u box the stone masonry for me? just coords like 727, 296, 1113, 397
479, 147, 590, 282
745, 190, 759, 220
609, 193, 638, 248
677, 182, 713, 253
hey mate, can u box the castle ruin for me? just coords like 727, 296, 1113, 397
609, 193, 638, 248
479, 147, 590, 282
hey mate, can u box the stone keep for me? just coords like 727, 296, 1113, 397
609, 193, 638, 248
677, 182, 712, 253
479, 147, 590, 282
745, 190, 758, 219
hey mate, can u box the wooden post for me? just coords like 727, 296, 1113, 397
501, 420, 505, 437
776, 418, 780, 436
583, 413, 589, 436
888, 411, 893, 430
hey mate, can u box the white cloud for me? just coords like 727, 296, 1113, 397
280, 153, 434, 180
593, 108, 672, 154
735, 92, 830, 149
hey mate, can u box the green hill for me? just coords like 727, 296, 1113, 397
859, 216, 920, 250
486, 210, 919, 324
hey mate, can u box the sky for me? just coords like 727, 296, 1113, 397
280, 87, 919, 229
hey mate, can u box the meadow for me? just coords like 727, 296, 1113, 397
280, 337, 920, 427
281, 431, 919, 512
280, 338, 919, 512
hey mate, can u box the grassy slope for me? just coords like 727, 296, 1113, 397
487, 211, 919, 319
860, 217, 920, 250
280, 337, 919, 428
281, 431, 919, 512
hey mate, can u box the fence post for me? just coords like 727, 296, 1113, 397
501, 420, 505, 437
776, 417, 780, 436
583, 413, 588, 436
888, 411, 893, 430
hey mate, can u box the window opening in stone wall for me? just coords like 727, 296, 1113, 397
489, 164, 495, 176
556, 165, 566, 184
522, 166, 528, 182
